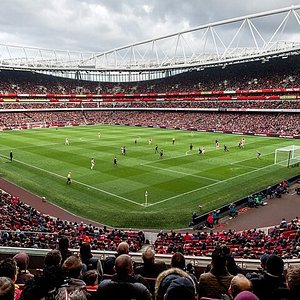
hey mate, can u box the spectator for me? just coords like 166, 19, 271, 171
102, 241, 129, 275
79, 243, 103, 279
228, 274, 253, 299
285, 266, 300, 300
234, 291, 259, 300
44, 249, 62, 267
0, 258, 21, 300
155, 267, 196, 300
250, 254, 286, 300
206, 213, 214, 228
58, 236, 73, 264
95, 254, 151, 300
212, 210, 220, 224
134, 246, 166, 293
82, 270, 99, 286
198, 247, 234, 299
135, 246, 166, 278
13, 252, 34, 284
222, 246, 242, 276
0, 277, 15, 300
62, 255, 90, 298
164, 277, 196, 300
229, 203, 237, 219
20, 249, 68, 300
170, 252, 198, 292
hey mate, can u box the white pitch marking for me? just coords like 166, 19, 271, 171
144, 164, 220, 182
9, 157, 144, 207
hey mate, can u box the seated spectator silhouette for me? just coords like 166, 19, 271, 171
58, 236, 73, 264
82, 269, 99, 293
62, 255, 90, 298
164, 277, 196, 300
13, 252, 34, 284
198, 246, 234, 299
44, 249, 62, 267
103, 241, 129, 275
0, 258, 21, 300
170, 252, 198, 292
246, 253, 270, 282
95, 254, 152, 300
134, 246, 166, 293
228, 274, 253, 299
0, 277, 15, 300
222, 246, 242, 276
286, 265, 300, 300
83, 269, 99, 286
20, 250, 67, 300
155, 267, 196, 300
234, 290, 259, 300
250, 254, 286, 300
80, 243, 103, 279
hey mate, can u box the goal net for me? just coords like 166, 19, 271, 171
26, 121, 47, 129
274, 145, 300, 167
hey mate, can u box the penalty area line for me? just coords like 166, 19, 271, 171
147, 162, 277, 208
143, 164, 220, 182
9, 157, 144, 207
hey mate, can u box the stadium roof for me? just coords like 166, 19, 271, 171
1, 5, 300, 81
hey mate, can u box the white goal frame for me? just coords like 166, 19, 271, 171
26, 121, 47, 129
274, 145, 300, 167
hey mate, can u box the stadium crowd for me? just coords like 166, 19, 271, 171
0, 55, 300, 94
0, 189, 145, 252
0, 111, 299, 136
0, 54, 300, 299
0, 188, 300, 298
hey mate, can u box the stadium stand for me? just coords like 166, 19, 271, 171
0, 51, 300, 299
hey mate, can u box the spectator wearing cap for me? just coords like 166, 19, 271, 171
250, 254, 286, 300
164, 277, 196, 300
234, 290, 259, 300
13, 251, 34, 284
198, 247, 234, 299
246, 253, 269, 280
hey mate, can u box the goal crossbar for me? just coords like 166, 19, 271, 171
274, 145, 300, 167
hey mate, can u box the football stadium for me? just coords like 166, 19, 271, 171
0, 4, 300, 299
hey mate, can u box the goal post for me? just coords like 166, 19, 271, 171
26, 121, 47, 129
274, 145, 300, 167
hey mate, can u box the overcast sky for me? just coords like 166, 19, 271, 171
0, 0, 299, 53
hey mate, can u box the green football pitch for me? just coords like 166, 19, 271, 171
0, 125, 299, 229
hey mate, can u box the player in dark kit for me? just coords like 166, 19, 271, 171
113, 156, 118, 166
9, 151, 13, 161
155, 145, 159, 153
224, 144, 229, 152
160, 150, 164, 159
